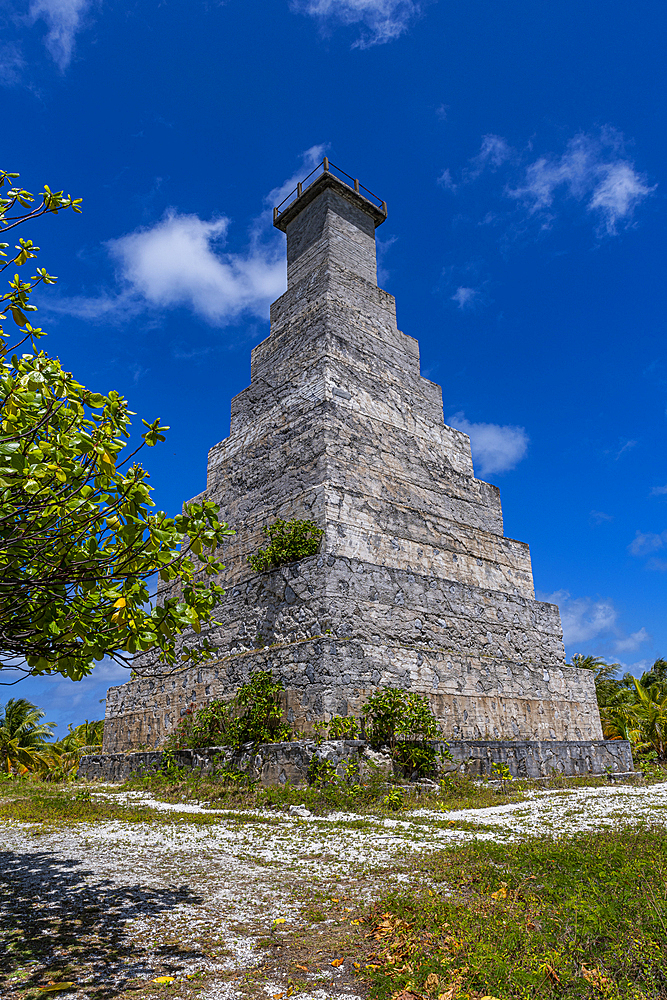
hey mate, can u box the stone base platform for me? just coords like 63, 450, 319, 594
444, 739, 633, 779
78, 737, 633, 785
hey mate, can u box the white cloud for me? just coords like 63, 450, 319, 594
615, 627, 650, 654
541, 589, 617, 646
29, 0, 91, 71
628, 529, 667, 558
109, 213, 286, 325
506, 131, 655, 236
291, 0, 420, 48
443, 129, 654, 239
447, 411, 528, 476
650, 485, 667, 497
0, 42, 25, 86
54, 218, 286, 326
541, 589, 651, 657
450, 286, 477, 309
437, 168, 456, 191
51, 147, 330, 328
466, 134, 512, 179
589, 510, 614, 525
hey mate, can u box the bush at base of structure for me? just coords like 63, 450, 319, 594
247, 519, 324, 572
361, 687, 442, 777
163, 670, 293, 751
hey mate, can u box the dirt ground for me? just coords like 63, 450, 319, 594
2, 781, 666, 1000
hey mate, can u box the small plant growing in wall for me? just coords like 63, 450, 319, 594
234, 670, 293, 744
361, 687, 441, 778
248, 519, 324, 572
327, 715, 360, 739
163, 670, 293, 750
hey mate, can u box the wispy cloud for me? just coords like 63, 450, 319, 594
29, 0, 92, 71
506, 131, 655, 236
0, 42, 25, 85
450, 286, 478, 309
437, 168, 456, 191
614, 438, 637, 459
465, 134, 512, 180
650, 485, 667, 497
628, 529, 667, 571
291, 0, 421, 48
51, 147, 329, 328
376, 233, 397, 285
447, 411, 528, 476
441, 128, 655, 239
589, 510, 614, 525
615, 627, 650, 654
541, 589, 617, 645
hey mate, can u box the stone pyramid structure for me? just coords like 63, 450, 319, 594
103, 163, 604, 753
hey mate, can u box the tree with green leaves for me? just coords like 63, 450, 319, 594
0, 697, 55, 773
571, 654, 667, 761
44, 718, 105, 781
568, 653, 636, 708
0, 169, 233, 683
639, 658, 667, 691
630, 679, 667, 758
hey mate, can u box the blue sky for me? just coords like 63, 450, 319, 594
2, 0, 665, 733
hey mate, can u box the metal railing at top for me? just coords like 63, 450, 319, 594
273, 158, 387, 224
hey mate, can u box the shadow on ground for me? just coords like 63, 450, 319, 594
0, 849, 205, 997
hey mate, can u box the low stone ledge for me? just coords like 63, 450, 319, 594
78, 737, 633, 785
442, 739, 634, 779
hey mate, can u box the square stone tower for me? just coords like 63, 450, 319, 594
103, 163, 603, 751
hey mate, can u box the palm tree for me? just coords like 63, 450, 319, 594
45, 719, 104, 782
568, 654, 623, 708
0, 698, 55, 774
640, 659, 667, 692
632, 680, 667, 758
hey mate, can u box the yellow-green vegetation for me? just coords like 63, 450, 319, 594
124, 766, 527, 815
0, 782, 223, 830
162, 670, 293, 750
0, 699, 103, 779
361, 826, 667, 1000
247, 518, 323, 572
0, 168, 233, 684
572, 655, 667, 773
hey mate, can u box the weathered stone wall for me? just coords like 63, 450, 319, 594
444, 739, 634, 779
104, 630, 600, 751
79, 737, 634, 784
103, 170, 603, 755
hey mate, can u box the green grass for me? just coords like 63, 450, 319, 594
120, 768, 529, 816
360, 825, 667, 1000
0, 784, 223, 829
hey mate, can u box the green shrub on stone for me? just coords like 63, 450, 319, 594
248, 519, 324, 572
328, 715, 359, 739
362, 687, 441, 778
163, 700, 234, 751
234, 670, 293, 745
307, 756, 338, 787
362, 687, 439, 748
163, 670, 293, 751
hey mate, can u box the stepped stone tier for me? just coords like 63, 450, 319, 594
103, 164, 605, 754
